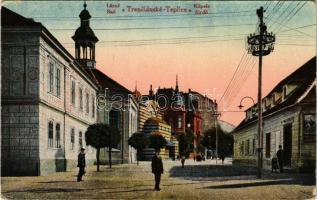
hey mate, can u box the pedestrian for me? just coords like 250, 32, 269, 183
276, 145, 284, 173
151, 151, 164, 191
77, 147, 86, 182
220, 152, 226, 164
181, 156, 185, 168
271, 155, 278, 173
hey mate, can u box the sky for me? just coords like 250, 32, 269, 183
4, 1, 316, 126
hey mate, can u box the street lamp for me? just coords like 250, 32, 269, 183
187, 123, 191, 128
238, 96, 255, 110
247, 7, 275, 178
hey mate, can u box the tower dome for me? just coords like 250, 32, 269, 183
72, 1, 99, 68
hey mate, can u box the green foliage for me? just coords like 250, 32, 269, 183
85, 123, 121, 148
85, 123, 121, 171
128, 132, 148, 151
149, 132, 167, 151
202, 124, 233, 155
177, 129, 195, 157
85, 123, 108, 149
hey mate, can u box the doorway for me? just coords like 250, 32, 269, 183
283, 124, 292, 167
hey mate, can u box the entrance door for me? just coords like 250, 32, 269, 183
283, 124, 292, 167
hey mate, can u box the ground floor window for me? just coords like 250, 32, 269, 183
266, 133, 271, 158
48, 121, 54, 147
79, 131, 83, 148
71, 128, 75, 150
55, 123, 61, 148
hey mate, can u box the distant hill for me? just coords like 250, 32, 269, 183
218, 120, 235, 133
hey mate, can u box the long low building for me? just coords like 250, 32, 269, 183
232, 57, 316, 172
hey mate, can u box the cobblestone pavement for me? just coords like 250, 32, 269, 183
1, 159, 315, 199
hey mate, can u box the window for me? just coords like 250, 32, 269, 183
246, 139, 250, 155
71, 128, 75, 150
177, 115, 182, 128
55, 123, 61, 148
92, 95, 95, 118
252, 138, 256, 155
79, 131, 83, 148
79, 87, 83, 110
266, 133, 271, 158
55, 68, 61, 97
283, 86, 287, 99
48, 62, 54, 93
86, 93, 90, 114
110, 110, 120, 129
241, 141, 244, 156
48, 121, 54, 147
304, 114, 316, 135
71, 80, 76, 105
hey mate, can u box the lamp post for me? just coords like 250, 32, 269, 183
187, 123, 192, 158
247, 6, 275, 178
238, 96, 255, 110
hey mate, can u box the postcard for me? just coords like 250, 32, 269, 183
1, 1, 316, 199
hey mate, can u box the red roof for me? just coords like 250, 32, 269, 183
85, 68, 131, 94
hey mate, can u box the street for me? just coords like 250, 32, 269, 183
1, 159, 315, 199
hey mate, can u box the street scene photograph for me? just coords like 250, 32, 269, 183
0, 0, 316, 199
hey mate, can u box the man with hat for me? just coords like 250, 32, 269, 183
77, 147, 86, 182
151, 151, 164, 191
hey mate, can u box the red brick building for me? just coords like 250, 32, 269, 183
142, 77, 216, 156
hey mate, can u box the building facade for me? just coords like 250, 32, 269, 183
73, 3, 139, 164
1, 7, 98, 175
142, 78, 217, 157
233, 57, 316, 172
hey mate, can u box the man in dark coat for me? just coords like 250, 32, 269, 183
151, 151, 164, 191
276, 145, 284, 173
77, 147, 86, 182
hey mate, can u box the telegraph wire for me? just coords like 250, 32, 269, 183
277, 24, 316, 33
275, 1, 308, 33
223, 54, 253, 104
219, 51, 248, 104
265, 17, 314, 38
225, 56, 256, 106
60, 33, 248, 45
49, 23, 255, 31
267, 1, 294, 30
63, 37, 244, 48
273, 1, 304, 33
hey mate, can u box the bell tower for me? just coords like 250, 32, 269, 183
72, 1, 99, 68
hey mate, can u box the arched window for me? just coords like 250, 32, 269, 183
48, 121, 54, 147
55, 123, 61, 148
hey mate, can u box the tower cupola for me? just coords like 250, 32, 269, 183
72, 1, 98, 68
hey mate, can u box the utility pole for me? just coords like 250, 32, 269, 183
213, 100, 220, 165
247, 7, 275, 178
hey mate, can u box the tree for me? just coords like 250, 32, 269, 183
85, 123, 108, 171
177, 128, 195, 157
149, 131, 167, 152
128, 132, 149, 165
104, 125, 121, 169
202, 124, 234, 157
